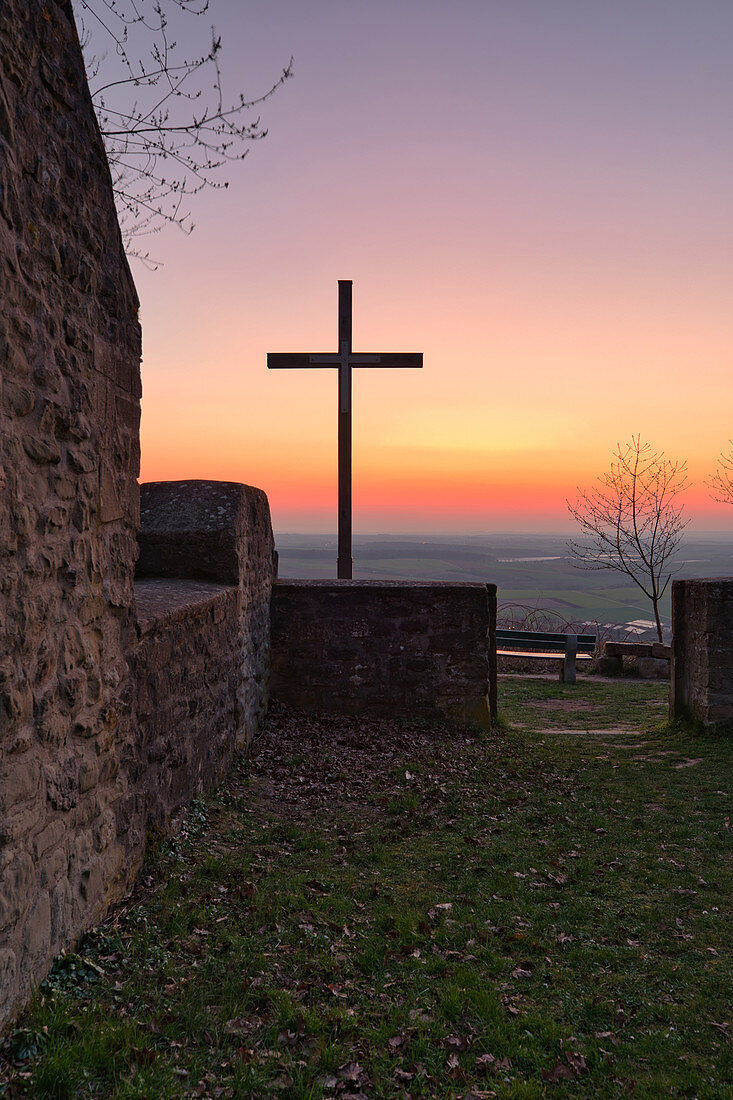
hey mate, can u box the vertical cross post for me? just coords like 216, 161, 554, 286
338, 280, 353, 578
267, 281, 423, 579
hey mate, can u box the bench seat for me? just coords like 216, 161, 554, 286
495, 629, 596, 684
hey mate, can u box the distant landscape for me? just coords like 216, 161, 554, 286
275, 531, 733, 640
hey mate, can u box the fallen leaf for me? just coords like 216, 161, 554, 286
445, 1035, 470, 1052
566, 1051, 588, 1074
475, 1053, 496, 1070
338, 1061, 363, 1083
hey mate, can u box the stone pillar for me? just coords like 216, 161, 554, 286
671, 577, 733, 733
137, 481, 278, 747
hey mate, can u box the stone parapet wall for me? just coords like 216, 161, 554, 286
138, 481, 278, 749
131, 581, 241, 833
672, 578, 733, 733
0, 0, 141, 1027
270, 581, 496, 727
1, 477, 276, 1030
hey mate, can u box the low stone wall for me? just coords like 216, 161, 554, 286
270, 581, 496, 726
0, 481, 276, 1030
599, 641, 671, 680
138, 481, 277, 750
671, 578, 733, 733
132, 580, 240, 833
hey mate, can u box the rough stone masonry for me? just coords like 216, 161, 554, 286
0, 0, 278, 1025
0, 0, 144, 1025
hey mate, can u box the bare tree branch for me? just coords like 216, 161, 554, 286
567, 435, 688, 642
73, 0, 292, 264
709, 441, 733, 505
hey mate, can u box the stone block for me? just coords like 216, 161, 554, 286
672, 578, 733, 733
635, 657, 670, 680
40, 845, 69, 890
78, 758, 99, 792
50, 877, 72, 943
44, 760, 79, 811
271, 580, 496, 724
137, 480, 274, 588
0, 758, 40, 812
23, 891, 50, 957
0, 950, 17, 1017
0, 852, 34, 931
32, 818, 67, 861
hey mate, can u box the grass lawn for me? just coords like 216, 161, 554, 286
1, 677, 730, 1099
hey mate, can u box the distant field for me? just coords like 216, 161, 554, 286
276, 532, 733, 632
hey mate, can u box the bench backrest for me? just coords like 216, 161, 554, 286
495, 629, 596, 653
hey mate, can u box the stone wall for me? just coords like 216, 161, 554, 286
0, 0, 142, 1027
0, 0, 279, 1029
671, 578, 733, 733
137, 481, 277, 749
270, 581, 496, 726
132, 581, 241, 833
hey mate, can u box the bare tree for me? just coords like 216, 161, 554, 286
709, 441, 733, 505
567, 436, 688, 642
73, 0, 292, 261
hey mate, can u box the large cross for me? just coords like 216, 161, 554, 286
268, 280, 423, 579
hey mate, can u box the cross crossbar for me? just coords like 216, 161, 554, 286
267, 280, 423, 578
268, 353, 423, 369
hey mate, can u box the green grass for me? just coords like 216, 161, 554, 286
1, 677, 730, 1099
499, 676, 670, 732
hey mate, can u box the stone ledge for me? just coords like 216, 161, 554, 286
134, 578, 235, 635
604, 641, 672, 659
276, 579, 488, 590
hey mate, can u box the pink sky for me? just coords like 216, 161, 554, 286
96, 1, 733, 533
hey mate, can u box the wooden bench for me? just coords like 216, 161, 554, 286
495, 629, 596, 684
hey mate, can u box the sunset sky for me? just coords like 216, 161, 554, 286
110, 0, 733, 533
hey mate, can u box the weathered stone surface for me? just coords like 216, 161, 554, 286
0, 0, 141, 1030
605, 641, 672, 660
137, 481, 277, 750
138, 480, 272, 586
270, 581, 496, 727
672, 578, 733, 733
132, 580, 240, 827
601, 642, 671, 680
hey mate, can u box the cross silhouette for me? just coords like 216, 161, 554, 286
268, 280, 423, 578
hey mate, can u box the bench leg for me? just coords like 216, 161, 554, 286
560, 634, 578, 684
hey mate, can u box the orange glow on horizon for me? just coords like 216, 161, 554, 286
132, 4, 733, 536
